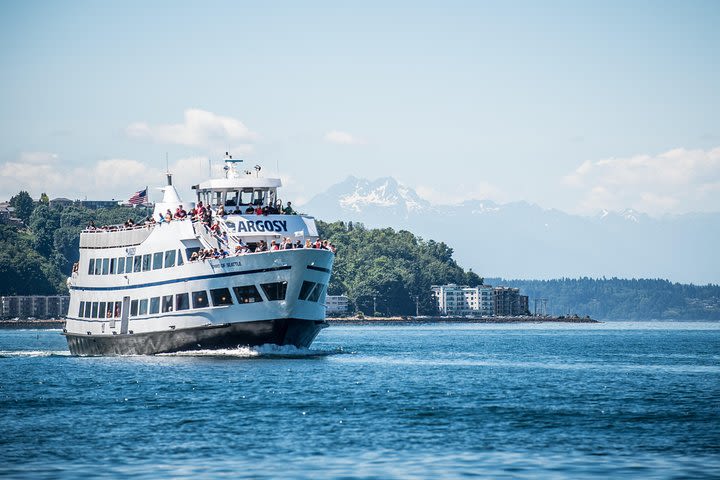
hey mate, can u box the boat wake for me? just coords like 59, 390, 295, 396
158, 344, 345, 359
0, 350, 71, 358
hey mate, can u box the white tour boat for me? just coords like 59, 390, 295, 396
64, 155, 333, 355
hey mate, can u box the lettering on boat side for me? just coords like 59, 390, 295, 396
236, 220, 288, 233
208, 260, 242, 270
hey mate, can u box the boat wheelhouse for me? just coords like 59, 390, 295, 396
64, 154, 333, 355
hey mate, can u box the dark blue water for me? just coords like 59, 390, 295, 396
1, 322, 719, 479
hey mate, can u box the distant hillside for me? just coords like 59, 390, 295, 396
485, 277, 720, 320
302, 176, 720, 284
317, 220, 481, 316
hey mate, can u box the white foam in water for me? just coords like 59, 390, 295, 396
0, 350, 71, 358
159, 344, 341, 358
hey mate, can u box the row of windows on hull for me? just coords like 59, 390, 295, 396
75, 280, 326, 320
87, 249, 186, 276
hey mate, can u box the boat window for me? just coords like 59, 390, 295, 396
308, 284, 325, 303
84, 302, 92, 318
192, 290, 209, 308
98, 301, 106, 318
105, 302, 114, 318
177, 249, 184, 266
164, 250, 176, 268
261, 282, 288, 301
102, 258, 109, 275
94, 259, 102, 275
162, 295, 174, 313
114, 301, 122, 318
153, 252, 163, 270
130, 300, 139, 317
226, 191, 239, 207
88, 259, 95, 275
176, 293, 190, 311
149, 297, 160, 314
210, 288, 233, 306
91, 302, 99, 318
117, 257, 125, 275
138, 299, 148, 316
142, 254, 151, 272
78, 301, 85, 317
298, 281, 316, 301
253, 189, 265, 206
240, 189, 253, 205
133, 256, 142, 273
109, 258, 116, 275
233, 285, 263, 304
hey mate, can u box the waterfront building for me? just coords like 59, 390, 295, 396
431, 284, 494, 316
493, 287, 530, 316
1, 295, 70, 319
326, 295, 350, 316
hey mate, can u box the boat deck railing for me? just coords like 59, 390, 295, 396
79, 223, 155, 248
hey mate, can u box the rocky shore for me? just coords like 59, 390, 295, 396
0, 319, 65, 329
326, 315, 599, 325
0, 315, 598, 330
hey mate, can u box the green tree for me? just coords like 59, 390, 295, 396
29, 204, 59, 256
10, 190, 34, 224
39, 192, 50, 205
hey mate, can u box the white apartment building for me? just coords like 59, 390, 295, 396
431, 284, 494, 316
325, 295, 350, 315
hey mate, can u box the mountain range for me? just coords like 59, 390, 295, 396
302, 176, 720, 285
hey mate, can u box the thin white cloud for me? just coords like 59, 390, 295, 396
563, 147, 720, 216
324, 130, 363, 145
19, 152, 59, 164
127, 109, 258, 151
0, 153, 208, 203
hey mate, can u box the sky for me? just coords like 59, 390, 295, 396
0, 0, 718, 217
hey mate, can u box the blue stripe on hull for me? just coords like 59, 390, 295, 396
70, 265, 292, 292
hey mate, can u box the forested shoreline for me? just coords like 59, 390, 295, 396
1, 191, 718, 320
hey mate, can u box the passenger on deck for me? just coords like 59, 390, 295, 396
270, 240, 280, 251
305, 239, 312, 248
255, 205, 263, 215
175, 205, 187, 219
294, 240, 302, 248
165, 210, 173, 222
217, 205, 226, 217
282, 202, 295, 215
245, 206, 254, 214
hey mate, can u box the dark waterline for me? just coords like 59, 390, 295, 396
1, 323, 718, 479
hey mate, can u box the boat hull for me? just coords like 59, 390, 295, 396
64, 318, 326, 356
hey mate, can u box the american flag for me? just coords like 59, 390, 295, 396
128, 188, 147, 205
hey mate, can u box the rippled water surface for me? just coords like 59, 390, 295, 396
1, 322, 719, 479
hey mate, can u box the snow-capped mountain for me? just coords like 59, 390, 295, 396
302, 176, 720, 284
304, 176, 432, 220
